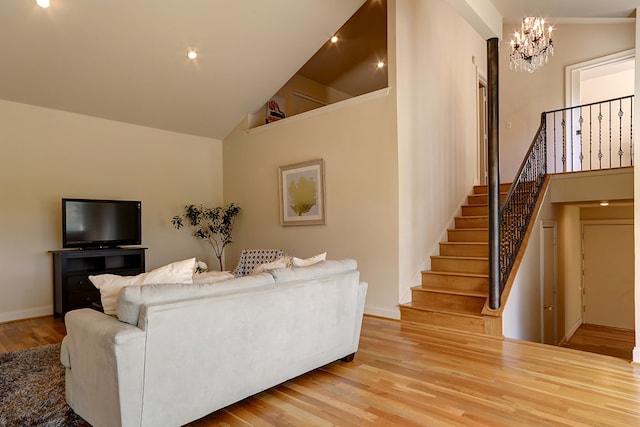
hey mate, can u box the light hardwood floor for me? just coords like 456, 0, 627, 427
2, 315, 639, 426
562, 323, 635, 361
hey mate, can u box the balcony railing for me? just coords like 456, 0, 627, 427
545, 95, 633, 173
493, 95, 634, 308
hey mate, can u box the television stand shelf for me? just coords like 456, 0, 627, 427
51, 247, 147, 319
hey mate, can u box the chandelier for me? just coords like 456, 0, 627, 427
509, 17, 554, 73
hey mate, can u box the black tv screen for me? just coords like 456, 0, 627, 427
62, 199, 142, 249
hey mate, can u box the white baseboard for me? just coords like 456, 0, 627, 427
0, 306, 52, 323
365, 304, 400, 320
559, 318, 583, 345
633, 347, 640, 364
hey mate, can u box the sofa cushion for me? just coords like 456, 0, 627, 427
269, 259, 357, 284
117, 273, 275, 325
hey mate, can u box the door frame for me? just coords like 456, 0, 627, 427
477, 75, 488, 185
540, 220, 558, 345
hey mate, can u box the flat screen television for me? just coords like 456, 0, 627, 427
62, 198, 142, 249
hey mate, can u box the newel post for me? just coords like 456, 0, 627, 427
487, 37, 500, 310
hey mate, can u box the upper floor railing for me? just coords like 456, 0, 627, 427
493, 95, 634, 309
545, 95, 634, 173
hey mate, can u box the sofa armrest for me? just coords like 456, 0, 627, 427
63, 308, 146, 427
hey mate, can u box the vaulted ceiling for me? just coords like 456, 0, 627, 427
0, 0, 365, 140
0, 0, 636, 140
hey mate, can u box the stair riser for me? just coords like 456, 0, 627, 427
399, 307, 485, 333
421, 272, 488, 292
473, 183, 511, 194
439, 243, 488, 257
447, 229, 488, 242
461, 205, 488, 216
454, 217, 488, 229
467, 193, 507, 205
411, 290, 486, 313
431, 257, 488, 274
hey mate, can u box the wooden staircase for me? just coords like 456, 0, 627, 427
399, 183, 511, 335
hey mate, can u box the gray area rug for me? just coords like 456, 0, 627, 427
0, 343, 86, 427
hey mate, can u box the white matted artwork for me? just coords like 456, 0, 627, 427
279, 159, 325, 226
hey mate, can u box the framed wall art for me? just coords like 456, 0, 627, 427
279, 159, 325, 226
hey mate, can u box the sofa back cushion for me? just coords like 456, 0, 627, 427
117, 273, 275, 325
268, 259, 357, 284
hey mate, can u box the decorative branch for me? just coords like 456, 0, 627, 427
171, 202, 241, 271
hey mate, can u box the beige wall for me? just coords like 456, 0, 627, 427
0, 100, 223, 322
223, 89, 399, 317
395, 0, 488, 302
500, 22, 636, 181
225, 0, 490, 318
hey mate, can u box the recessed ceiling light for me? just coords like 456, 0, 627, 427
330, 35, 339, 43
187, 50, 198, 60
377, 61, 385, 69
600, 201, 610, 207
36, 0, 50, 8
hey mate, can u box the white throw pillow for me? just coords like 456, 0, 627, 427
89, 258, 196, 315
141, 258, 196, 285
250, 257, 291, 275
88, 274, 145, 315
292, 252, 327, 267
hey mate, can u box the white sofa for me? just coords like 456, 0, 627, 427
60, 259, 368, 427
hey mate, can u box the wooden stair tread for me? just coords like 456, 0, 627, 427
399, 302, 484, 319
440, 242, 487, 245
422, 270, 488, 278
470, 191, 509, 196
411, 286, 487, 298
447, 227, 487, 231
432, 255, 488, 261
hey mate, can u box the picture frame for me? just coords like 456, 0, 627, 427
279, 159, 325, 226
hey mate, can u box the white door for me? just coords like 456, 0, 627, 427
541, 222, 558, 345
582, 222, 634, 329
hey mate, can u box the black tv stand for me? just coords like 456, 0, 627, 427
51, 247, 147, 319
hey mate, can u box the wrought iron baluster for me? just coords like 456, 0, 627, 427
608, 102, 612, 169
561, 112, 566, 172
618, 99, 624, 167
552, 112, 557, 173
589, 105, 593, 170
570, 108, 574, 172
578, 109, 584, 170
597, 105, 603, 169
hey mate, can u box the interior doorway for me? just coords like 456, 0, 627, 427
477, 80, 488, 185
564, 50, 635, 171
565, 49, 635, 108
582, 221, 634, 330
